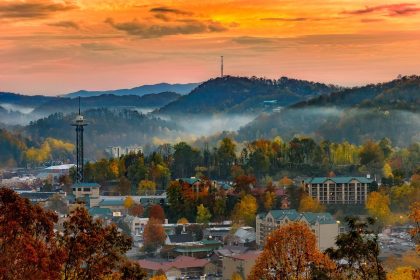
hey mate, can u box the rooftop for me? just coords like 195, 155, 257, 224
305, 176, 373, 184
264, 209, 336, 225
72, 182, 101, 189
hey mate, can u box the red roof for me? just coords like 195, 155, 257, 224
138, 256, 210, 272
229, 251, 261, 261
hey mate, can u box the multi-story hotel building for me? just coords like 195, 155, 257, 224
303, 177, 373, 205
256, 209, 339, 251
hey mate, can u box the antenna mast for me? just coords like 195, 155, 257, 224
221, 56, 224, 78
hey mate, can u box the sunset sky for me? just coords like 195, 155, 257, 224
1, 0, 420, 95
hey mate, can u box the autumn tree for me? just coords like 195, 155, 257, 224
217, 138, 237, 179
249, 222, 336, 280
46, 193, 68, 214
137, 180, 156, 195
150, 275, 167, 280
149, 204, 165, 223
143, 218, 166, 252
118, 261, 147, 280
231, 272, 243, 280
177, 217, 189, 224
60, 207, 133, 280
366, 192, 391, 225
278, 176, 293, 187
299, 194, 326, 213
0, 188, 64, 280
234, 175, 256, 193
123, 196, 134, 209
232, 194, 257, 226
263, 190, 276, 211
128, 203, 144, 217
196, 204, 212, 224
326, 217, 386, 280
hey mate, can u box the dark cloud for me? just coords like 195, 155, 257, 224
154, 13, 171, 22
80, 43, 120, 51
360, 18, 385, 23
150, 6, 192, 16
343, 3, 420, 16
105, 18, 228, 38
0, 0, 77, 19
260, 17, 308, 22
48, 20, 79, 29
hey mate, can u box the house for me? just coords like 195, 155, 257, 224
211, 245, 249, 274
222, 251, 261, 280
256, 209, 339, 251
304, 176, 373, 205
138, 256, 217, 279
203, 226, 231, 242
124, 216, 149, 236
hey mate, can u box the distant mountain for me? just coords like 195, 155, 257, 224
64, 83, 200, 98
0, 92, 55, 108
157, 76, 339, 115
293, 75, 420, 111
32, 92, 181, 115
237, 76, 420, 146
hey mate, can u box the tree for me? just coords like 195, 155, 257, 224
233, 175, 256, 193
263, 191, 276, 211
118, 176, 132, 195
150, 275, 167, 280
366, 192, 391, 225
231, 272, 243, 280
149, 204, 165, 223
278, 176, 293, 187
387, 266, 416, 280
143, 218, 166, 252
128, 203, 144, 217
217, 138, 236, 179
46, 193, 68, 214
249, 222, 336, 280
60, 207, 133, 280
299, 194, 326, 213
118, 261, 147, 280
124, 196, 134, 209
196, 204, 212, 224
232, 194, 257, 226
0, 188, 64, 280
408, 201, 420, 253
137, 180, 156, 195
360, 140, 385, 175
177, 217, 189, 224
383, 163, 393, 178
326, 217, 386, 280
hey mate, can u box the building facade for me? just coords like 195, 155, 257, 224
222, 251, 260, 280
72, 182, 101, 207
304, 177, 373, 205
256, 209, 339, 251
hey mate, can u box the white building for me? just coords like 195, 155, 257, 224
106, 145, 143, 158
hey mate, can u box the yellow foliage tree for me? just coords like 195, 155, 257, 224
409, 201, 420, 253
137, 180, 156, 195
298, 195, 326, 213
150, 275, 167, 280
263, 191, 276, 211
387, 266, 416, 280
232, 194, 257, 227
123, 196, 134, 209
231, 272, 243, 280
383, 163, 393, 178
177, 217, 189, 225
366, 192, 391, 224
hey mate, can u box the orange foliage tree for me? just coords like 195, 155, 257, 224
128, 202, 144, 217
298, 194, 326, 213
143, 218, 166, 252
409, 201, 420, 253
149, 204, 165, 223
249, 222, 336, 280
60, 207, 134, 280
0, 188, 64, 280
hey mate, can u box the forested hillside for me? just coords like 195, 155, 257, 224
238, 76, 420, 146
157, 76, 339, 115
23, 109, 181, 159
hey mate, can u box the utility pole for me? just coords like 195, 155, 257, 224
71, 97, 87, 183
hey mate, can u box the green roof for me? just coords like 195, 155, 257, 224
266, 209, 336, 225
72, 182, 101, 188
305, 177, 373, 184
179, 178, 200, 185
99, 199, 124, 206
89, 207, 112, 217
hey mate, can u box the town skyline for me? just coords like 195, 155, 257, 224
1, 0, 420, 95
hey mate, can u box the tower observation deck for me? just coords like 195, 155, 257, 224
71, 97, 87, 183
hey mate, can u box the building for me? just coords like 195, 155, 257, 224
222, 251, 260, 280
106, 145, 143, 158
72, 182, 101, 207
138, 256, 217, 279
304, 176, 373, 205
256, 209, 339, 251
36, 164, 75, 183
